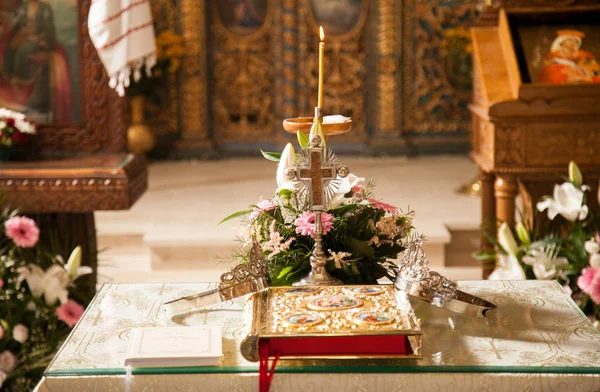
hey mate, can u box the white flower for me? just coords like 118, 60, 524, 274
488, 254, 526, 280
12, 324, 28, 344
584, 240, 600, 255
498, 222, 519, 256
329, 173, 365, 209
65, 246, 92, 280
327, 250, 352, 269
522, 242, 568, 280
263, 222, 294, 259
590, 254, 600, 268
0, 108, 36, 134
536, 182, 588, 222
0, 121, 5, 129
0, 350, 17, 372
276, 143, 297, 191
17, 264, 69, 305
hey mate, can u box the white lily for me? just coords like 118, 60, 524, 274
522, 242, 568, 280
65, 246, 93, 280
536, 182, 588, 222
17, 264, 69, 305
498, 222, 519, 256
329, 173, 365, 209
489, 253, 526, 280
568, 161, 583, 187
276, 143, 296, 191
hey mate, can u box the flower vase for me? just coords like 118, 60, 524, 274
127, 95, 155, 154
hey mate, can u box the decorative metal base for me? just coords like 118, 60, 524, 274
293, 265, 342, 286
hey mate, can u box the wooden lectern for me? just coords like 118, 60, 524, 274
0, 1, 147, 289
470, 1, 600, 277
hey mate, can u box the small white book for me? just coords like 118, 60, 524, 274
124, 326, 222, 368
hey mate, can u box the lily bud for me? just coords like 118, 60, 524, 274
308, 118, 326, 151
276, 143, 296, 190
515, 222, 531, 246
498, 222, 519, 257
66, 246, 83, 279
568, 161, 583, 187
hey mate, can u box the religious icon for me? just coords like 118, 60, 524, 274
283, 287, 319, 296
218, 0, 267, 35
283, 312, 323, 328
344, 286, 384, 296
307, 295, 362, 311
311, 0, 363, 36
352, 312, 394, 326
539, 30, 600, 84
0, 0, 78, 124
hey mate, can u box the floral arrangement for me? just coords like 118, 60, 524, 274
480, 162, 600, 326
0, 109, 36, 159
0, 200, 92, 391
221, 131, 414, 285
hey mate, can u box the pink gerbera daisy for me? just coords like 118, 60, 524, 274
4, 217, 39, 248
250, 199, 277, 221
294, 211, 335, 238
56, 300, 85, 328
367, 198, 398, 213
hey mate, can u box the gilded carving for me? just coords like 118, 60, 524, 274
375, 0, 396, 135
210, 0, 276, 142
403, 0, 479, 135
179, 0, 210, 142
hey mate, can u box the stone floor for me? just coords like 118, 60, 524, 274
95, 155, 483, 284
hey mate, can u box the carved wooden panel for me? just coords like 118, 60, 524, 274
38, 0, 128, 154
494, 123, 524, 167
210, 0, 276, 144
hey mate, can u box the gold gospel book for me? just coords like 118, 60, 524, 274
240, 285, 422, 361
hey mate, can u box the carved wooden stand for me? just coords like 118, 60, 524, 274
470, 1, 600, 278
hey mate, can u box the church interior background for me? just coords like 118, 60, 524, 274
2, 0, 600, 390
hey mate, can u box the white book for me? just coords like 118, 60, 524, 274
124, 326, 222, 368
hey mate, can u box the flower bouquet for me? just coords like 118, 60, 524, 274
0, 200, 92, 391
221, 133, 414, 286
0, 109, 37, 162
479, 162, 600, 325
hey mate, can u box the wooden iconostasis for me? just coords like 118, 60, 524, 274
147, 0, 483, 158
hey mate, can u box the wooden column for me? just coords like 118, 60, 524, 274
480, 170, 496, 279
494, 174, 518, 226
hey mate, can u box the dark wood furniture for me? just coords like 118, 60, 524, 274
0, 1, 147, 288
470, 1, 600, 278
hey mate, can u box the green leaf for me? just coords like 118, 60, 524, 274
473, 250, 498, 261
278, 188, 293, 200
218, 209, 252, 225
328, 204, 358, 216
260, 150, 281, 162
346, 238, 375, 259
277, 266, 295, 279
297, 130, 309, 149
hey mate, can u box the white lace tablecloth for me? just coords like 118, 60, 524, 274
35, 280, 600, 391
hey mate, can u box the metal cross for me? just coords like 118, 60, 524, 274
297, 146, 335, 210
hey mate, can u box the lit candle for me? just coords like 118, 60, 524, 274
317, 26, 325, 109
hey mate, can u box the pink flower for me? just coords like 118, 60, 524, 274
12, 324, 28, 343
294, 211, 335, 238
250, 199, 277, 221
368, 197, 398, 213
578, 267, 600, 305
0, 350, 17, 372
4, 217, 39, 248
0, 325, 4, 340
0, 278, 3, 289
56, 300, 85, 328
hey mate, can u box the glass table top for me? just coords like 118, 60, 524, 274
45, 280, 600, 377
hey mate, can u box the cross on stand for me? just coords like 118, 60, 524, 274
289, 133, 349, 286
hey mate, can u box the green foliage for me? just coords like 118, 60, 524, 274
218, 209, 252, 225
260, 150, 281, 162
297, 130, 309, 149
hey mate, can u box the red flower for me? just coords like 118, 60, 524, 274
12, 131, 29, 145
5, 118, 15, 127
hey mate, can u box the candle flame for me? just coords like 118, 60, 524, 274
319, 26, 325, 41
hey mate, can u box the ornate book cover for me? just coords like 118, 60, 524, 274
241, 285, 422, 362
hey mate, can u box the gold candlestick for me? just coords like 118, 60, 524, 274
317, 26, 325, 109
